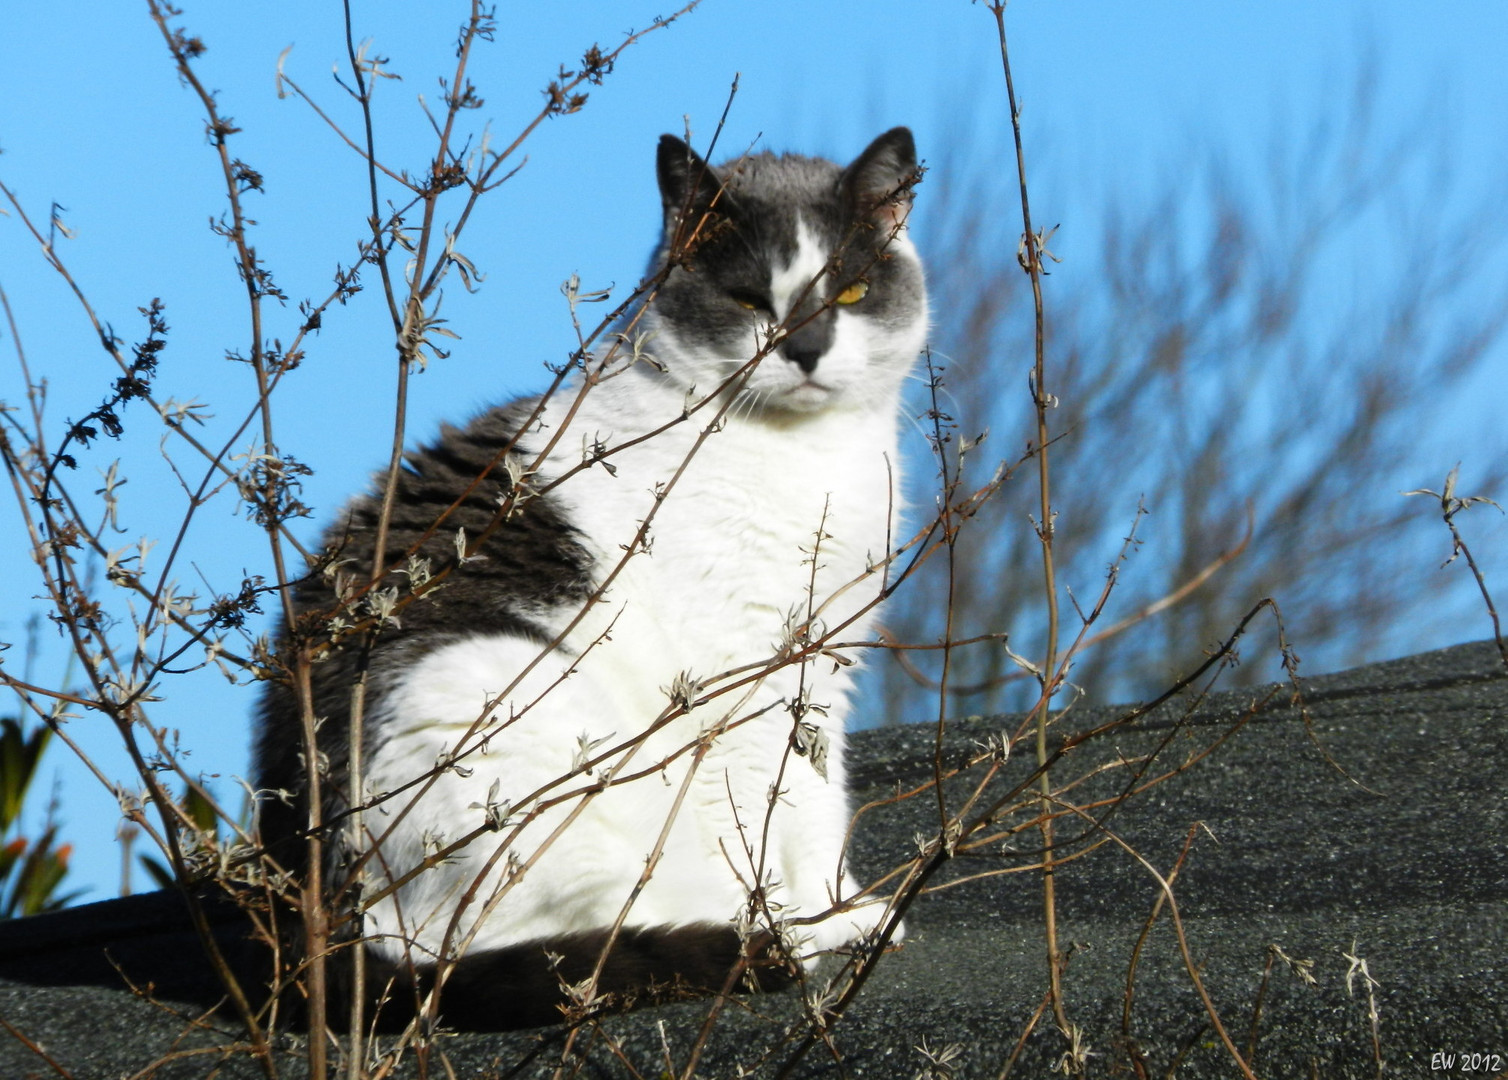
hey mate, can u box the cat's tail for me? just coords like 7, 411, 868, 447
359, 923, 794, 1031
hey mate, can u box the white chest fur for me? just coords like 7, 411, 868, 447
547, 378, 900, 691
357, 373, 905, 965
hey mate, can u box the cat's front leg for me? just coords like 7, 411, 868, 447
763, 772, 903, 964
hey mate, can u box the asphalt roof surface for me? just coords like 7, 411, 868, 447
1, 640, 1504, 1078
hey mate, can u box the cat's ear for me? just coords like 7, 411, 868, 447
841, 127, 919, 229
657, 135, 723, 221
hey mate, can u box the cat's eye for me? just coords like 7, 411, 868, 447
728, 289, 769, 312
834, 280, 869, 305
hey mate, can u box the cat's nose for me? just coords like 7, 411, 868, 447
779, 316, 832, 374
782, 340, 822, 374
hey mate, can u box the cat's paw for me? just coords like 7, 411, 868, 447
795, 896, 904, 964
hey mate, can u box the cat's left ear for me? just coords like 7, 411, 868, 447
841, 127, 920, 229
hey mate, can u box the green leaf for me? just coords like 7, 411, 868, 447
138, 853, 176, 891
0, 717, 52, 835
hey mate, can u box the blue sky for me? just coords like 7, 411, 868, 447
2, 2, 1505, 903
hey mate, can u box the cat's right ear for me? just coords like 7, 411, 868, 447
657, 135, 722, 222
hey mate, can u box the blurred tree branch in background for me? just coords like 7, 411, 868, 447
882, 71, 1508, 719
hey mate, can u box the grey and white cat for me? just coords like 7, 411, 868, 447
255, 127, 927, 1028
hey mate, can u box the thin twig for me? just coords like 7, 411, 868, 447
1405, 467, 1507, 672
1057, 803, 1259, 1080
986, 0, 1071, 1042
0, 1015, 76, 1079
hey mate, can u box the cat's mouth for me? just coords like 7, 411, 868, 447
772, 376, 837, 411
732, 355, 842, 413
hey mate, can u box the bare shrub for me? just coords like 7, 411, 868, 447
0, 4, 1497, 1079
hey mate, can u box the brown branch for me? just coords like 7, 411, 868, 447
1057, 803, 1259, 1080
985, 0, 1072, 1041
0, 1015, 76, 1080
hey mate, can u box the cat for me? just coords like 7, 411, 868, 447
253, 126, 927, 1030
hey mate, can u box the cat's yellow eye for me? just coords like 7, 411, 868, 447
734, 297, 758, 310
729, 290, 767, 311
834, 280, 869, 305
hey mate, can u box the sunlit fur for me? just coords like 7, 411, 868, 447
257, 129, 927, 997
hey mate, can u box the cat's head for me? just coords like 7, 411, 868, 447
640, 128, 927, 417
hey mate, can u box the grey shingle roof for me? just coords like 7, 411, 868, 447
1, 641, 1504, 1078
